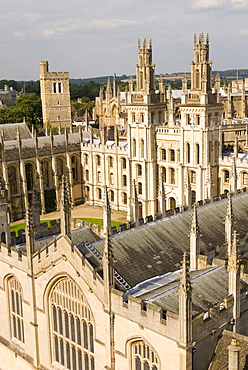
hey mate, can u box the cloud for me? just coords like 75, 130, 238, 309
239, 28, 248, 36
44, 18, 141, 37
192, 0, 227, 9
232, 0, 248, 8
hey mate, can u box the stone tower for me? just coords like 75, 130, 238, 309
179, 33, 222, 204
125, 39, 166, 218
40, 61, 72, 128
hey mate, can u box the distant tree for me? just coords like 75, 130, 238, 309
0, 93, 42, 129
78, 101, 95, 117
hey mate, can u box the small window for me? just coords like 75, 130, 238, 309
243, 172, 248, 185
122, 158, 127, 169
97, 171, 101, 183
123, 192, 127, 204
224, 170, 229, 183
161, 167, 166, 182
190, 171, 196, 184
170, 149, 175, 162
97, 188, 102, 199
85, 169, 89, 181
58, 82, 62, 93
161, 149, 166, 161
170, 168, 175, 184
138, 182, 142, 195
123, 174, 127, 187
53, 83, 56, 93
109, 190, 114, 202
109, 157, 113, 168
137, 164, 142, 176
84, 154, 89, 165
96, 155, 101, 166
110, 173, 114, 185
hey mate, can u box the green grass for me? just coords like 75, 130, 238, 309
76, 218, 124, 228
10, 218, 125, 236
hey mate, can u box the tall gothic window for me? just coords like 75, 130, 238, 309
140, 139, 144, 159
131, 340, 159, 370
195, 144, 200, 165
71, 156, 79, 183
8, 277, 25, 343
25, 163, 34, 191
42, 160, 50, 188
170, 149, 175, 162
161, 149, 166, 161
8, 166, 18, 194
132, 139, 137, 157
57, 158, 65, 183
50, 277, 95, 370
186, 143, 190, 164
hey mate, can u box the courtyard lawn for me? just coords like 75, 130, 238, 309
10, 218, 124, 236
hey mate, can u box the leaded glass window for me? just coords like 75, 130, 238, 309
50, 278, 94, 369
8, 277, 24, 343
131, 340, 159, 370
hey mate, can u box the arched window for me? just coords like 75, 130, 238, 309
8, 277, 25, 343
208, 142, 212, 163
85, 170, 89, 181
224, 170, 229, 183
137, 164, 142, 176
97, 171, 101, 183
123, 174, 127, 187
8, 166, 18, 194
140, 139, 144, 159
109, 156, 113, 168
42, 160, 50, 188
161, 167, 166, 182
170, 168, 175, 184
85, 186, 90, 200
186, 143, 190, 164
132, 139, 137, 157
97, 188, 102, 199
96, 155, 101, 167
161, 149, 166, 161
123, 192, 127, 205
57, 158, 65, 183
50, 277, 95, 369
131, 340, 159, 370
71, 156, 79, 182
25, 163, 34, 191
84, 154, 88, 165
138, 182, 142, 195
1, 231, 6, 244
191, 190, 196, 204
170, 149, 175, 162
196, 69, 200, 89
122, 158, 127, 169
195, 144, 200, 165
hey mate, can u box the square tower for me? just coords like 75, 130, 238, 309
40, 61, 72, 128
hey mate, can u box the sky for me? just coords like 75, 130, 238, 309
1, 0, 248, 80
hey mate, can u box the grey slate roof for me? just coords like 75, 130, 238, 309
0, 122, 31, 140
209, 329, 248, 370
87, 192, 248, 288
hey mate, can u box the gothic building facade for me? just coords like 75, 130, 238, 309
1, 34, 248, 223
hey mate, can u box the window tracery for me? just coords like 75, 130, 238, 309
8, 277, 25, 343
50, 277, 94, 370
131, 340, 158, 370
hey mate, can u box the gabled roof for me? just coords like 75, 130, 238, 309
85, 192, 248, 288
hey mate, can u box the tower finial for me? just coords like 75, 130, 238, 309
194, 33, 197, 45
149, 38, 152, 49
103, 185, 111, 235
138, 38, 141, 50
180, 253, 191, 293
143, 38, 147, 49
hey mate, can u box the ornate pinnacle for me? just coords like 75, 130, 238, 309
228, 230, 239, 272
60, 175, 72, 210
143, 38, 147, 49
194, 33, 197, 45
226, 192, 233, 221
26, 204, 35, 236
138, 38, 141, 50
191, 203, 199, 234
149, 38, 152, 49
179, 253, 191, 294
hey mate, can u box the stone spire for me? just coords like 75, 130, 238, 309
25, 203, 36, 267
158, 174, 166, 217
32, 189, 41, 238
214, 72, 221, 94
0, 177, 11, 246
205, 163, 213, 202
106, 77, 112, 98
128, 75, 133, 92
59, 175, 72, 239
225, 192, 234, 257
102, 186, 115, 369
228, 230, 240, 333
178, 253, 192, 368
231, 157, 237, 194
132, 180, 139, 225
184, 168, 192, 208
190, 203, 199, 270
113, 73, 117, 98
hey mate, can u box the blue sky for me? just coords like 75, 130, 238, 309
1, 0, 248, 80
